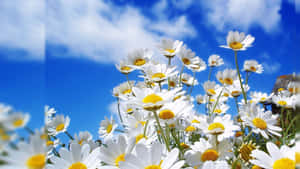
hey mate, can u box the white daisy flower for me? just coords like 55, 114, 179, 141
201, 160, 230, 169
250, 91, 273, 104
200, 114, 240, 141
240, 104, 281, 139
203, 81, 220, 96
220, 31, 255, 51
208, 54, 224, 67
216, 69, 237, 85
0, 103, 12, 122
226, 80, 249, 98
185, 138, 233, 168
212, 103, 229, 115
142, 63, 178, 83
243, 60, 263, 74
196, 94, 207, 105
132, 87, 180, 111
127, 48, 152, 68
98, 116, 118, 138
119, 143, 184, 169
168, 75, 180, 88
177, 45, 197, 66
126, 123, 157, 145
48, 143, 101, 169
187, 56, 207, 72
99, 135, 135, 168
72, 131, 93, 146
0, 134, 47, 169
116, 60, 136, 74
113, 81, 135, 99
158, 39, 183, 58
44, 105, 56, 124
47, 114, 70, 136
272, 95, 295, 109
250, 142, 295, 169
287, 81, 300, 94
3, 112, 30, 130
181, 73, 199, 86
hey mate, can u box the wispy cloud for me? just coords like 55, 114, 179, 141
200, 0, 282, 33
46, 0, 197, 63
0, 0, 45, 60
262, 62, 281, 74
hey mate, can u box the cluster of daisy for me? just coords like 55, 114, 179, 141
0, 31, 299, 169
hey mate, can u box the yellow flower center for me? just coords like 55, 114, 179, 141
211, 61, 217, 65
239, 144, 256, 162
134, 58, 146, 66
56, 123, 65, 132
106, 124, 113, 133
289, 87, 299, 93
223, 93, 229, 97
273, 158, 295, 169
142, 94, 163, 104
191, 119, 200, 123
182, 78, 188, 83
277, 88, 285, 92
173, 95, 181, 101
182, 57, 191, 65
165, 49, 175, 54
180, 142, 189, 149
152, 73, 166, 79
214, 109, 222, 114
135, 121, 147, 128
207, 89, 216, 95
159, 109, 175, 120
169, 81, 176, 87
115, 154, 125, 167
235, 131, 243, 137
229, 41, 243, 50
0, 134, 10, 141
26, 154, 46, 169
252, 165, 262, 169
122, 89, 132, 95
252, 118, 267, 130
13, 119, 24, 127
126, 108, 133, 113
224, 78, 233, 85
40, 134, 47, 140
277, 100, 287, 106
46, 140, 54, 146
185, 126, 196, 132
145, 165, 162, 169
260, 97, 266, 102
201, 149, 219, 162
209, 98, 215, 103
249, 66, 257, 72
296, 152, 300, 165
135, 134, 147, 143
121, 66, 132, 71
231, 91, 241, 96
208, 122, 225, 131
68, 162, 87, 169
218, 78, 224, 84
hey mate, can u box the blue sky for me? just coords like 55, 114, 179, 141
0, 0, 300, 137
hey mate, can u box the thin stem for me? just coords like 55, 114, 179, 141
243, 130, 253, 141
179, 65, 185, 87
143, 120, 149, 136
24, 126, 34, 135
153, 111, 170, 151
234, 51, 247, 103
234, 97, 239, 113
245, 71, 250, 85
210, 88, 224, 115
125, 74, 132, 89
168, 57, 171, 66
64, 131, 74, 140
117, 98, 124, 124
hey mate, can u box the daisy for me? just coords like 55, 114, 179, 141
168, 75, 180, 88
240, 104, 281, 139
272, 95, 295, 109
99, 116, 118, 138
212, 103, 229, 115
72, 131, 93, 146
99, 135, 135, 168
177, 45, 197, 67
158, 39, 183, 58
203, 81, 220, 96
0, 134, 47, 169
181, 73, 199, 86
208, 54, 224, 67
216, 69, 237, 85
48, 143, 101, 169
131, 87, 180, 111
113, 81, 135, 99
116, 60, 136, 74
220, 31, 255, 51
44, 105, 56, 124
142, 63, 178, 83
119, 143, 184, 169
287, 81, 300, 94
185, 138, 233, 168
187, 56, 207, 72
201, 160, 230, 169
250, 91, 272, 104
125, 123, 156, 145
196, 94, 207, 105
250, 142, 295, 169
127, 48, 152, 68
227, 80, 249, 98
243, 60, 263, 74
3, 112, 30, 130
200, 114, 240, 141
47, 114, 70, 136
123, 110, 150, 130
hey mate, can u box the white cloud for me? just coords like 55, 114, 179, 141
171, 0, 194, 10
262, 62, 281, 74
0, 0, 45, 60
201, 0, 282, 33
46, 0, 197, 63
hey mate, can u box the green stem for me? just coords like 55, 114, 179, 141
234, 51, 247, 103
117, 98, 124, 124
64, 131, 74, 140
234, 97, 239, 113
153, 111, 170, 151
208, 66, 213, 80
179, 65, 185, 87
189, 71, 196, 95
24, 126, 34, 135
210, 88, 224, 115
143, 120, 149, 136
